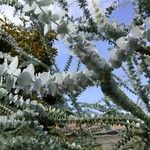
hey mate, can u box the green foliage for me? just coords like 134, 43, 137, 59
0, 0, 149, 149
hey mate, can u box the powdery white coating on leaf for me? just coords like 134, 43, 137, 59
23, 2, 36, 12
109, 48, 119, 61
34, 5, 42, 14
53, 72, 66, 84
18, 71, 33, 88
116, 37, 129, 50
0, 60, 7, 76
7, 56, 18, 75
32, 78, 42, 94
36, 72, 50, 85
129, 26, 146, 39
6, 75, 14, 92
23, 64, 35, 80
0, 88, 7, 99
13, 69, 21, 87
48, 2, 66, 18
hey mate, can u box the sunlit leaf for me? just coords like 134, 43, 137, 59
7, 56, 18, 74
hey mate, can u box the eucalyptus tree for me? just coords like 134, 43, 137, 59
0, 0, 149, 149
